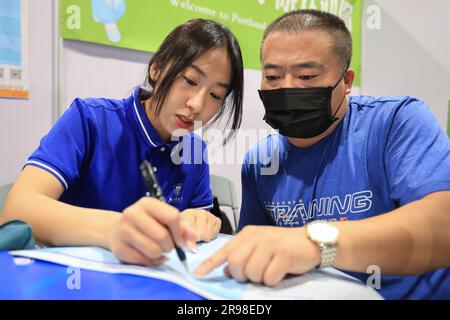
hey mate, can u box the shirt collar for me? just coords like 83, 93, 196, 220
129, 87, 177, 149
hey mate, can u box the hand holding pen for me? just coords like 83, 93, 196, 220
140, 160, 189, 270
107, 162, 198, 268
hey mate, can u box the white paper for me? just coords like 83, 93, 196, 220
11, 234, 382, 300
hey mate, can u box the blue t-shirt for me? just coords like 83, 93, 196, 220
25, 87, 213, 212
240, 95, 450, 299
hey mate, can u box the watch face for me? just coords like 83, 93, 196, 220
308, 222, 339, 244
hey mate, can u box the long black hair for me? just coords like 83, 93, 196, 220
142, 19, 244, 143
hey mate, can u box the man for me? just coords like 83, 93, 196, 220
195, 9, 450, 299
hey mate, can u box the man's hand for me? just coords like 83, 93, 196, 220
194, 225, 321, 286
180, 209, 221, 251
108, 197, 198, 265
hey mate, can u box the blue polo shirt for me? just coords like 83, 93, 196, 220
25, 87, 213, 212
240, 95, 450, 299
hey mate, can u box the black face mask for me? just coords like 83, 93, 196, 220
258, 72, 347, 139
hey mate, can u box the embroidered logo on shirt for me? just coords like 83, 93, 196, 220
168, 183, 184, 204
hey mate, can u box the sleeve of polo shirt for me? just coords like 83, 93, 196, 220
384, 97, 450, 205
24, 98, 93, 190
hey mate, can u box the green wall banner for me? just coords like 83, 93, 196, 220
61, 0, 362, 85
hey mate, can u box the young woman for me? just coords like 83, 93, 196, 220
1, 19, 244, 265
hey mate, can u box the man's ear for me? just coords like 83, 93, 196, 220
344, 68, 355, 94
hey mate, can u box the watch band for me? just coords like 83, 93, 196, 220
306, 221, 339, 269
318, 243, 337, 268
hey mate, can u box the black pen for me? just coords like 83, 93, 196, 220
140, 160, 188, 271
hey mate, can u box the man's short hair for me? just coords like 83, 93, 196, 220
261, 9, 352, 72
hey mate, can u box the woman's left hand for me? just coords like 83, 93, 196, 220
180, 209, 221, 251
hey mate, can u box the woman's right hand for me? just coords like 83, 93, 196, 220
107, 197, 198, 265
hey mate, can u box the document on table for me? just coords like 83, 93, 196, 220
10, 234, 382, 300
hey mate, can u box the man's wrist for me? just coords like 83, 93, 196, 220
300, 227, 322, 268
306, 221, 340, 268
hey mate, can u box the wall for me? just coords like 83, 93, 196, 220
0, 0, 54, 185
362, 0, 450, 129
61, 40, 149, 109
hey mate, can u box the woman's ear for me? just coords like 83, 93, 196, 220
149, 63, 160, 82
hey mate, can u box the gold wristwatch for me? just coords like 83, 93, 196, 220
306, 221, 339, 268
